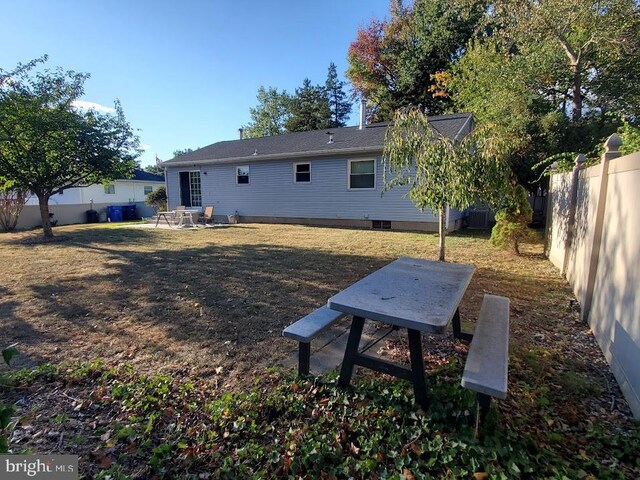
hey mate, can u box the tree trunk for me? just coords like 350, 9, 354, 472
37, 194, 53, 238
438, 207, 447, 262
571, 64, 582, 122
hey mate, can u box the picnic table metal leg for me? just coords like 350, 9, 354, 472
155, 215, 161, 228
407, 328, 429, 410
477, 393, 491, 419
338, 316, 365, 387
298, 342, 311, 376
452, 308, 473, 342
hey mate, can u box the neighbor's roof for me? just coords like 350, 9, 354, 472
125, 169, 165, 182
163, 113, 473, 166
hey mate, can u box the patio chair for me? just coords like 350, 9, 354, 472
199, 206, 215, 226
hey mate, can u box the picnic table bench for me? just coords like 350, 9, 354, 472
459, 294, 510, 416
282, 306, 347, 375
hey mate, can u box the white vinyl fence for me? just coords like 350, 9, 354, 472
545, 134, 640, 417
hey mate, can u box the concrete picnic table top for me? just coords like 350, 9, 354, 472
327, 257, 475, 333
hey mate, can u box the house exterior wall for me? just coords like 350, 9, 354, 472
165, 155, 465, 229
26, 180, 163, 206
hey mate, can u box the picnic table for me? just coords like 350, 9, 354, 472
154, 210, 199, 228
155, 211, 174, 228
326, 257, 474, 409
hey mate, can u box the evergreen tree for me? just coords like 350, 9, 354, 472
286, 78, 331, 132
325, 62, 351, 128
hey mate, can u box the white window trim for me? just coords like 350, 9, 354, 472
236, 165, 250, 185
104, 183, 116, 195
293, 162, 311, 184
347, 158, 377, 191
189, 171, 202, 207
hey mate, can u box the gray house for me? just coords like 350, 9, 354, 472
162, 112, 472, 232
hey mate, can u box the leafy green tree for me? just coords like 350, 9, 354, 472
441, 39, 572, 190
490, 184, 535, 254
143, 164, 164, 175
286, 78, 331, 132
383, 107, 510, 261
618, 121, 640, 155
346, 0, 484, 120
325, 62, 351, 128
0, 60, 140, 238
146, 185, 167, 212
172, 148, 194, 157
482, 0, 640, 122
242, 86, 291, 138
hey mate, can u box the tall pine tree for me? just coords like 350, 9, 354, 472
325, 62, 351, 128
286, 78, 331, 132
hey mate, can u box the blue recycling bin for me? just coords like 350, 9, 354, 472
107, 205, 124, 222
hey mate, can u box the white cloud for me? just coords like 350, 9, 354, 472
71, 100, 115, 113
140, 143, 151, 151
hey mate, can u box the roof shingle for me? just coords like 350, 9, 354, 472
164, 113, 472, 166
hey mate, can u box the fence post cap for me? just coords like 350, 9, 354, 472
604, 133, 622, 151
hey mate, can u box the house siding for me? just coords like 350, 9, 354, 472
166, 155, 465, 226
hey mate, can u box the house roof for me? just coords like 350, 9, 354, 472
163, 113, 473, 167
127, 169, 165, 182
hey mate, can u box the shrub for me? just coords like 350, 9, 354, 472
145, 186, 167, 212
490, 184, 535, 254
0, 186, 29, 232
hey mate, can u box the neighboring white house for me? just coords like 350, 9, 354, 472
18, 169, 165, 229
25, 169, 165, 207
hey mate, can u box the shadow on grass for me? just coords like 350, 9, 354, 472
5, 237, 395, 378
2, 223, 572, 388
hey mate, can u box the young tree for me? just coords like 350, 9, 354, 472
490, 184, 536, 254
383, 107, 510, 261
325, 62, 351, 128
242, 86, 291, 138
0, 60, 140, 238
285, 78, 331, 132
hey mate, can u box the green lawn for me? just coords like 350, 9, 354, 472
1, 223, 638, 478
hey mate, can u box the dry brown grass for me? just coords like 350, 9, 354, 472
0, 223, 620, 400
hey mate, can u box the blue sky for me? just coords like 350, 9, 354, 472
1, 1, 391, 168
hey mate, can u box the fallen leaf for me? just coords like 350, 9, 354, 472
473, 473, 489, 480
99, 456, 112, 469
403, 468, 416, 480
